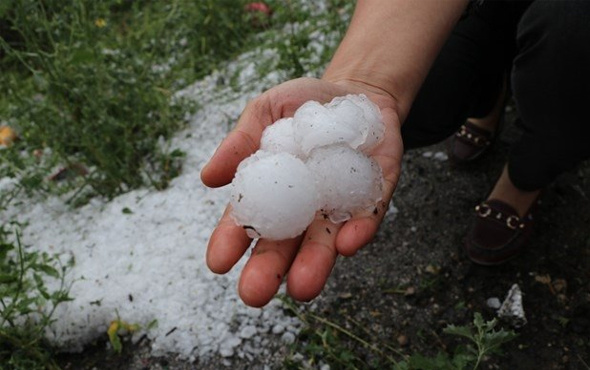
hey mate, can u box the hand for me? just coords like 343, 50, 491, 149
201, 77, 404, 307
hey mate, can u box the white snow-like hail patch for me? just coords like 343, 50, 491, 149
0, 58, 301, 361
0, 2, 369, 362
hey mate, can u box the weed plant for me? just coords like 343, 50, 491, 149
282, 297, 517, 370
0, 0, 257, 201
0, 224, 72, 370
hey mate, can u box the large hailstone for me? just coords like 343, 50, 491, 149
326, 94, 385, 153
306, 144, 383, 223
293, 94, 385, 156
293, 100, 366, 155
259, 118, 304, 158
230, 151, 318, 240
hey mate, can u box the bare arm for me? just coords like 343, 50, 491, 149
202, 0, 469, 307
324, 0, 468, 122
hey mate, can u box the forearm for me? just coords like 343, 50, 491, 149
323, 0, 468, 122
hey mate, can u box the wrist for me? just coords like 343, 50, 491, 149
322, 71, 411, 123
322, 0, 468, 123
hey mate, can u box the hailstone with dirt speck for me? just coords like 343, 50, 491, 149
259, 118, 304, 158
230, 151, 318, 240
327, 94, 385, 153
229, 94, 386, 240
306, 144, 383, 223
293, 100, 366, 155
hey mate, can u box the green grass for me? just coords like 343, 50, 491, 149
0, 224, 72, 370
0, 0, 260, 202
281, 297, 518, 370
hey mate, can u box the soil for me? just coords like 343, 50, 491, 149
57, 105, 590, 369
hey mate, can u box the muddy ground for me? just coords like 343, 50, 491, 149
57, 106, 590, 369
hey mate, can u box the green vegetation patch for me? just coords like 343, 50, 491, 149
0, 0, 259, 201
0, 225, 72, 370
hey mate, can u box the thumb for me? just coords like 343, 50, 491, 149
201, 97, 275, 188
201, 129, 259, 188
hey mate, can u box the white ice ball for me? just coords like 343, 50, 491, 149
230, 151, 319, 240
293, 101, 365, 155
306, 145, 383, 223
260, 118, 304, 158
326, 94, 385, 153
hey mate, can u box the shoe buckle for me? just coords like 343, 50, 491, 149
506, 215, 523, 229
475, 203, 491, 218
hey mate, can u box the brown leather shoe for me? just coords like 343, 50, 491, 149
449, 121, 498, 164
464, 199, 535, 265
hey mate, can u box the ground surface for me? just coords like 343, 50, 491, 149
57, 106, 590, 369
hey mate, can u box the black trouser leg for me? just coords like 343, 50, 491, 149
401, 1, 528, 149
508, 0, 590, 190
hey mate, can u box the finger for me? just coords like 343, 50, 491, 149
201, 97, 275, 188
238, 237, 301, 307
336, 152, 399, 256
335, 197, 392, 256
336, 106, 403, 256
286, 217, 342, 302
206, 205, 252, 274
200, 127, 261, 188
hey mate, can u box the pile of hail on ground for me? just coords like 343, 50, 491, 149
230, 94, 385, 240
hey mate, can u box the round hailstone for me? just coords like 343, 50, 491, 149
306, 145, 383, 223
259, 118, 304, 158
326, 94, 385, 153
230, 151, 318, 240
293, 100, 365, 155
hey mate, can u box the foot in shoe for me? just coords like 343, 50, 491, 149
487, 165, 541, 217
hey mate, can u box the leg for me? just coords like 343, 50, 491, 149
508, 0, 590, 191
402, 0, 527, 149
466, 0, 590, 265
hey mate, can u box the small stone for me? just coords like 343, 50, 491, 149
487, 297, 501, 309
386, 202, 399, 216
281, 331, 296, 344
552, 278, 567, 293
291, 352, 304, 362
219, 347, 234, 357
425, 264, 440, 275
239, 325, 257, 339
497, 284, 527, 328
272, 324, 285, 334
534, 274, 551, 285
433, 152, 448, 161
397, 334, 409, 346
404, 286, 416, 296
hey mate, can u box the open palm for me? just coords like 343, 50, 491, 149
201, 77, 404, 307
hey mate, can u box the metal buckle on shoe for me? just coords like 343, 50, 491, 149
506, 215, 522, 229
456, 126, 467, 137
475, 203, 492, 218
